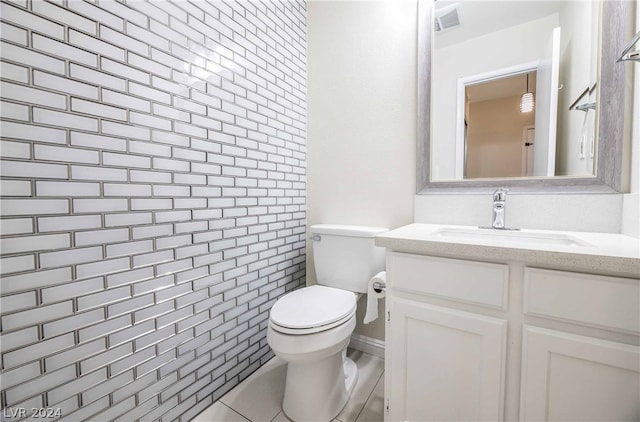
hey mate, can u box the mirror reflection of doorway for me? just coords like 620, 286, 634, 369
458, 27, 561, 180
464, 71, 537, 179
522, 126, 535, 177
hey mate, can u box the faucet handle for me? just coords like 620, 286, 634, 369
493, 188, 508, 202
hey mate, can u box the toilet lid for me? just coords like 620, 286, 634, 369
270, 285, 357, 329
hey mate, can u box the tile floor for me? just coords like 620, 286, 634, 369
193, 349, 385, 422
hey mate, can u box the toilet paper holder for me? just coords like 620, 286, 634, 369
372, 281, 386, 293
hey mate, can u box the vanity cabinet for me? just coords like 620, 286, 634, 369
387, 297, 506, 421
385, 252, 509, 421
520, 325, 639, 421
520, 268, 640, 421
383, 251, 640, 422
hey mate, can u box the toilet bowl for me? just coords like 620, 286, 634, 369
267, 285, 359, 422
267, 224, 387, 422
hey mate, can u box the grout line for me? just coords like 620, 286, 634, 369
352, 370, 385, 422
270, 410, 288, 422
219, 402, 252, 422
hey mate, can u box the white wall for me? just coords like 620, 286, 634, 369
307, 0, 417, 341
415, 193, 624, 233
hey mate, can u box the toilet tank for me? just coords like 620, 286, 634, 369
311, 224, 388, 293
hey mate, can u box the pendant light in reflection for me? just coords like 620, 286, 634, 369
520, 73, 535, 113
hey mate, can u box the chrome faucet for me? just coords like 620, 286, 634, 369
492, 188, 508, 229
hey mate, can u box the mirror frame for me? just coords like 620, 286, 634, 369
417, 0, 634, 194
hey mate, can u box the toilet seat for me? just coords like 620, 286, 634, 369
269, 285, 356, 335
270, 309, 356, 335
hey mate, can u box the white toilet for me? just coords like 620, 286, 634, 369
267, 224, 387, 422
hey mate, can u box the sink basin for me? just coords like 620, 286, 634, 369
433, 227, 592, 247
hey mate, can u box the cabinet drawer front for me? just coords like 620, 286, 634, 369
524, 268, 640, 333
388, 252, 509, 309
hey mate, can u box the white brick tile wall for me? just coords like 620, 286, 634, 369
32, 33, 98, 68
1, 81, 67, 109
33, 70, 99, 100
31, 0, 96, 35
75, 257, 131, 279
69, 131, 127, 152
67, 1, 123, 32
5, 365, 77, 406
69, 63, 126, 92
3, 332, 76, 369
70, 165, 127, 182
0, 1, 306, 419
101, 58, 150, 85
34, 144, 100, 164
1, 3, 63, 40
0, 62, 29, 84
71, 98, 127, 121
43, 308, 105, 339
46, 368, 107, 405
70, 29, 126, 62
0, 101, 28, 121
100, 26, 150, 57
0, 40, 66, 74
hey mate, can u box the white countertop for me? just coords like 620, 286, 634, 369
375, 223, 640, 278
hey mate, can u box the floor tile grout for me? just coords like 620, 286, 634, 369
219, 402, 250, 421
351, 371, 384, 422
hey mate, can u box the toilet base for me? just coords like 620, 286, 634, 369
282, 354, 359, 422
343, 356, 359, 399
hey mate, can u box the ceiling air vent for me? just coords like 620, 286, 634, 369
435, 3, 461, 32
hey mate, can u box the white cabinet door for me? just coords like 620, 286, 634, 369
520, 325, 640, 421
387, 297, 507, 421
